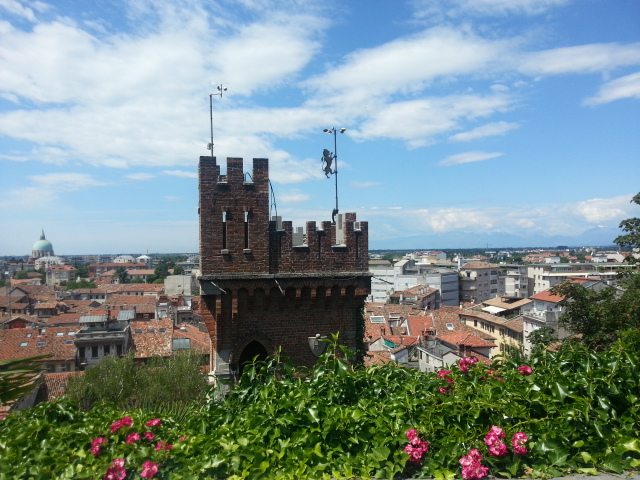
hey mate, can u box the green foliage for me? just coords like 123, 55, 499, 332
14, 270, 29, 279
528, 326, 558, 354
65, 351, 208, 410
65, 279, 98, 290
0, 355, 49, 406
173, 265, 184, 275
2, 338, 640, 479
614, 192, 640, 260
113, 266, 128, 284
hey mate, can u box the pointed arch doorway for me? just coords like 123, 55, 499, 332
237, 340, 269, 378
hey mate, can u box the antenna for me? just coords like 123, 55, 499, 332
208, 84, 228, 153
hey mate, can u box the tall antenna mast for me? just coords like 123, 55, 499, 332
207, 84, 227, 154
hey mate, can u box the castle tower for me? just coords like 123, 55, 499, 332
198, 156, 371, 380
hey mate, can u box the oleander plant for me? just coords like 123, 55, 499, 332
1, 331, 640, 480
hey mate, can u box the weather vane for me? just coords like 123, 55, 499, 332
207, 84, 227, 153
322, 127, 346, 224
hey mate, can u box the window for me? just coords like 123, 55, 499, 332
65, 340, 73, 345
445, 323, 454, 330
79, 347, 85, 358
26, 333, 32, 338
172, 338, 191, 350
104, 345, 111, 355
68, 331, 76, 336
135, 329, 143, 333
20, 342, 28, 347
159, 328, 166, 332
147, 328, 155, 333
56, 332, 64, 336
91, 346, 99, 358
37, 341, 45, 347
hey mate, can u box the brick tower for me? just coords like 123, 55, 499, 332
198, 156, 371, 381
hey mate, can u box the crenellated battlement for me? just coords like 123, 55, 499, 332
199, 156, 368, 276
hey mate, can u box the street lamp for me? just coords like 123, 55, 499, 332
208, 84, 227, 154
322, 127, 346, 224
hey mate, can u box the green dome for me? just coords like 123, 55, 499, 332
33, 239, 53, 252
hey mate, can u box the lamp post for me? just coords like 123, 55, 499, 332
322, 127, 346, 224
208, 84, 227, 154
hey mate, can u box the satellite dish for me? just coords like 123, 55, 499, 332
207, 143, 213, 150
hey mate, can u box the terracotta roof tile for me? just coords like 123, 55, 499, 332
130, 319, 173, 358
0, 326, 79, 362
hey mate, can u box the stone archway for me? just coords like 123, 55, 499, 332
236, 340, 269, 378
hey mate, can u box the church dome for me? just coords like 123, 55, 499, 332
33, 238, 54, 252
32, 230, 54, 258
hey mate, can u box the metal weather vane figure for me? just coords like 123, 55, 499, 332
321, 148, 335, 177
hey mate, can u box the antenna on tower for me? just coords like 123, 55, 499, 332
207, 84, 228, 154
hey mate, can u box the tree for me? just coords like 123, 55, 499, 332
113, 266, 128, 284
65, 350, 208, 409
173, 265, 184, 275
553, 191, 640, 350
14, 270, 29, 279
527, 326, 558, 354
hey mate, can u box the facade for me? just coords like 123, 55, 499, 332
198, 156, 371, 381
459, 261, 500, 303
46, 265, 77, 286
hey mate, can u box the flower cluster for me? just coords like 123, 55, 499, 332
403, 429, 430, 464
91, 416, 177, 480
484, 425, 507, 456
457, 427, 529, 479
512, 432, 529, 455
437, 369, 454, 394
459, 449, 488, 479
103, 458, 126, 480
518, 365, 533, 376
141, 460, 159, 479
110, 416, 133, 433
459, 357, 479, 373
91, 437, 107, 456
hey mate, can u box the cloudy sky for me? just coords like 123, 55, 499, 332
1, 0, 639, 255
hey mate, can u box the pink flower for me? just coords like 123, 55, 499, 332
145, 418, 161, 427
512, 432, 529, 455
144, 431, 155, 441
518, 365, 533, 376
403, 430, 429, 464
460, 450, 488, 479
179, 436, 187, 442
90, 437, 107, 456
439, 386, 453, 394
488, 443, 508, 456
459, 357, 478, 373
126, 432, 140, 444
406, 429, 419, 445
462, 463, 489, 479
110, 416, 134, 433
487, 426, 505, 438
155, 441, 172, 451
140, 460, 159, 479
103, 458, 126, 480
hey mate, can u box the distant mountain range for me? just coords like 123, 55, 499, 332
369, 226, 622, 250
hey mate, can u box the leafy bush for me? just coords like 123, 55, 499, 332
1, 335, 639, 479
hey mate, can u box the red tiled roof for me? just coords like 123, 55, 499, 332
437, 332, 496, 348
105, 294, 157, 306
42, 371, 83, 401
0, 326, 79, 362
130, 319, 173, 358
173, 323, 211, 355
363, 350, 394, 367
530, 290, 564, 302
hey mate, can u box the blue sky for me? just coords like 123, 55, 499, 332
1, 0, 639, 255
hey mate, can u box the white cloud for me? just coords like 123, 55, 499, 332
28, 172, 106, 190
0, 0, 46, 22
583, 72, 640, 105
125, 173, 155, 181
571, 195, 634, 224
519, 43, 640, 76
449, 121, 519, 142
162, 170, 197, 179
411, 0, 570, 19
438, 151, 503, 166
278, 189, 310, 204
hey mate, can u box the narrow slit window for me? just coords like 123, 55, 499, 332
244, 211, 249, 249
222, 211, 227, 249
